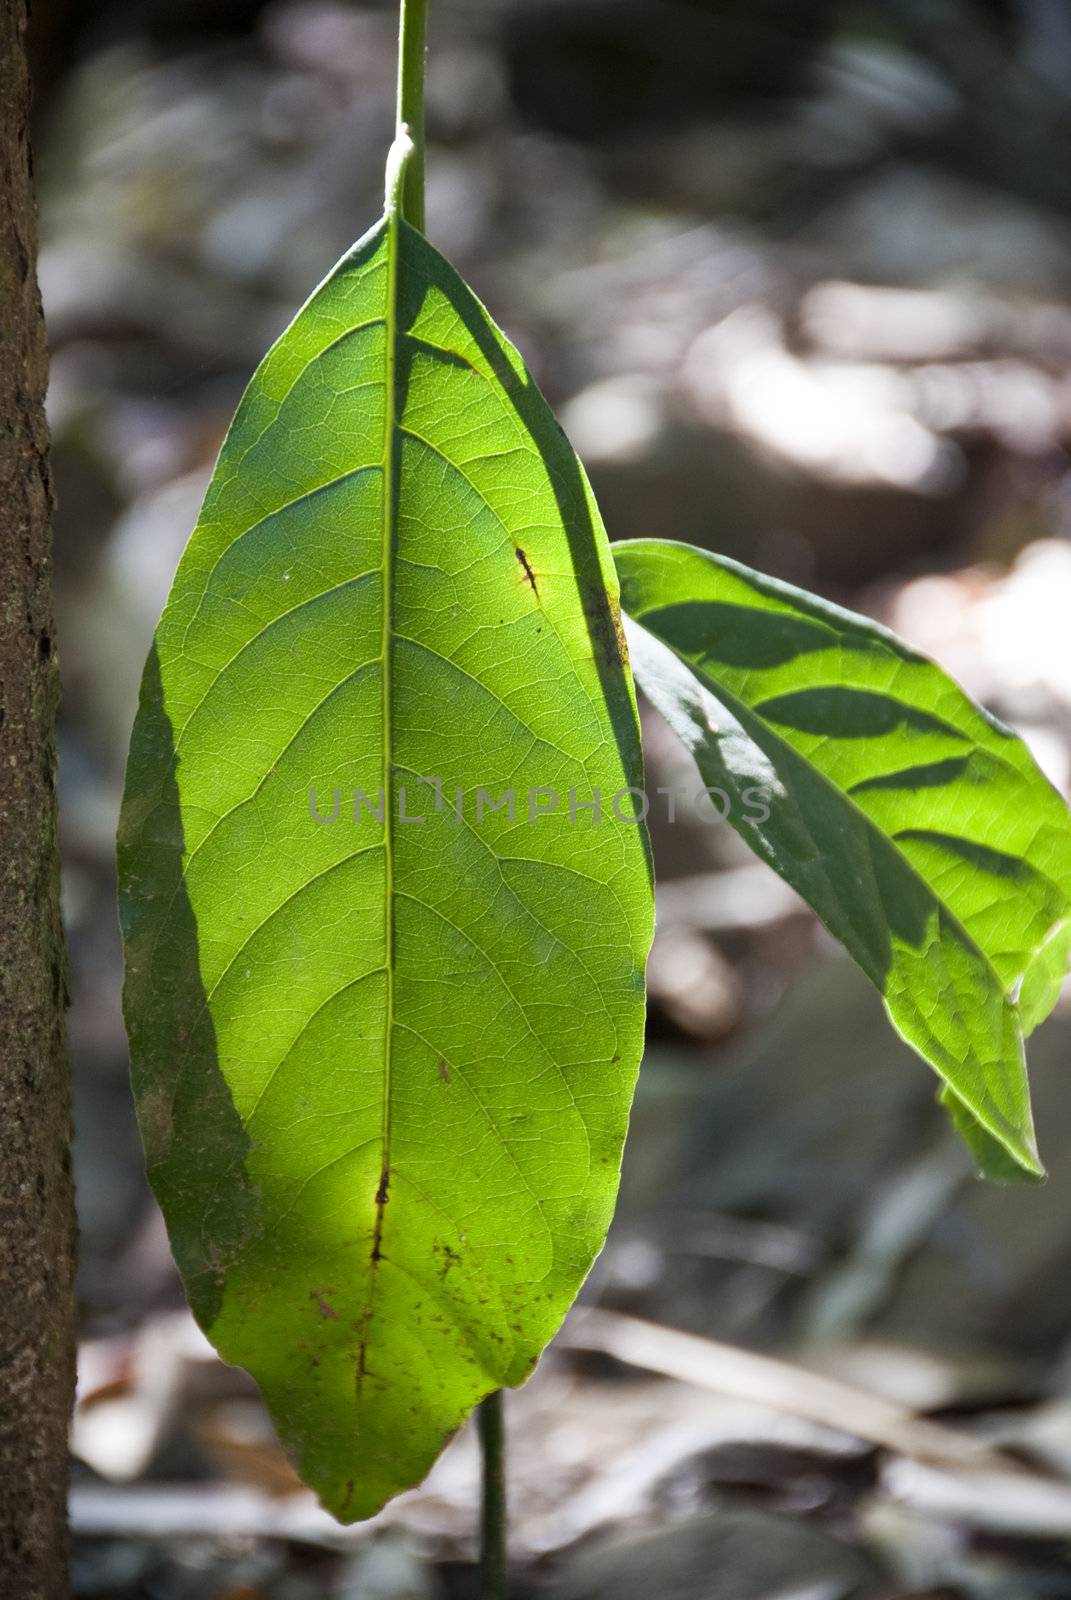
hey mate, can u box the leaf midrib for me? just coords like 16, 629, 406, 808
366, 206, 400, 1353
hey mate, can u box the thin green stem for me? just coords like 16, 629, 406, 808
478, 1390, 508, 1600
395, 0, 429, 231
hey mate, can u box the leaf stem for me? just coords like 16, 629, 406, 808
478, 1390, 508, 1600
395, 0, 429, 231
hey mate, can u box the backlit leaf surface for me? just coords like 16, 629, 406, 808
119, 209, 653, 1521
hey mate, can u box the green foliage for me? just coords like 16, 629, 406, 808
615, 539, 1071, 1182
118, 203, 653, 1521
118, 50, 1071, 1529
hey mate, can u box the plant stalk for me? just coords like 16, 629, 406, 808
395, 0, 429, 230
478, 1390, 508, 1599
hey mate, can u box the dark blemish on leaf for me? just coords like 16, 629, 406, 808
370, 1166, 390, 1264
311, 1287, 339, 1320
515, 546, 540, 600
437, 1059, 450, 1084
611, 1053, 620, 1063
434, 1241, 461, 1280
584, 589, 628, 671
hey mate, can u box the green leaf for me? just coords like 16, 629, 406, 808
118, 208, 653, 1521
615, 538, 1071, 1182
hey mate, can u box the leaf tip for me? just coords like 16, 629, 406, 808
938, 1083, 1045, 1184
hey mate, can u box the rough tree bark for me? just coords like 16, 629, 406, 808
0, 2, 77, 1595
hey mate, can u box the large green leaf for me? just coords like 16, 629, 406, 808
118, 191, 653, 1520
615, 539, 1071, 1181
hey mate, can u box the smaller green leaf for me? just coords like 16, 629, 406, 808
614, 538, 1071, 1181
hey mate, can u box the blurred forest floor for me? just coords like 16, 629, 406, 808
31, 1, 1071, 1595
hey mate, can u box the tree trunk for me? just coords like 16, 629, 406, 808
0, 2, 77, 1595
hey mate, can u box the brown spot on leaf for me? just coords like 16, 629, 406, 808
370, 1167, 390, 1263
584, 589, 628, 671
311, 1287, 339, 1321
515, 546, 540, 600
434, 1241, 462, 1280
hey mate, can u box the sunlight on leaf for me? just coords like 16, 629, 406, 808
118, 209, 653, 1521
